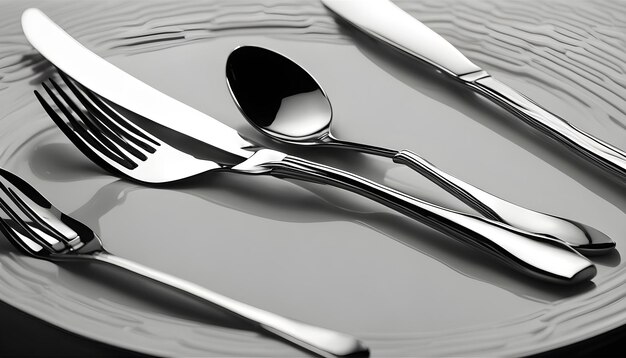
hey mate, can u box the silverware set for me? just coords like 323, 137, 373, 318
0, 3, 622, 356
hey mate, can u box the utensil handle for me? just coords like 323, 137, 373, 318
468, 76, 626, 179
392, 150, 608, 251
268, 155, 595, 284
393, 150, 502, 220
91, 252, 368, 358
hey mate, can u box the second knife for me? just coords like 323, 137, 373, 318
321, 0, 626, 180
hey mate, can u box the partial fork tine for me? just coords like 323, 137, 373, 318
34, 86, 136, 173
40, 80, 138, 169
57, 71, 158, 156
50, 79, 146, 160
5, 187, 68, 242
48, 78, 142, 163
69, 78, 160, 149
0, 183, 63, 254
0, 173, 80, 246
0, 217, 48, 255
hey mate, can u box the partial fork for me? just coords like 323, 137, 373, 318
34, 72, 596, 285
0, 167, 368, 357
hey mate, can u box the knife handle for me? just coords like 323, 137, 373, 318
91, 252, 368, 358
268, 154, 595, 284
467, 76, 626, 179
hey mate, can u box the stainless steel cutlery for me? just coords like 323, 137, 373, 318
1, 2, 623, 357
321, 0, 626, 180
25, 8, 597, 284
0, 167, 368, 357
225, 45, 614, 255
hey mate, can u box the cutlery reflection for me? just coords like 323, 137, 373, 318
24, 8, 596, 284
0, 167, 368, 357
225, 45, 614, 255
321, 0, 626, 180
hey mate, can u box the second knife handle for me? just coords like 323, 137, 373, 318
268, 154, 595, 284
468, 76, 626, 179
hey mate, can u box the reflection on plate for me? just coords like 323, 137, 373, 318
1, 0, 625, 356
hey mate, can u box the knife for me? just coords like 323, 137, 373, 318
321, 0, 626, 180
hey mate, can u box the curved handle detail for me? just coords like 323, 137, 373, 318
393, 150, 501, 220
469, 76, 626, 179
268, 155, 595, 284
92, 252, 368, 358
392, 150, 614, 254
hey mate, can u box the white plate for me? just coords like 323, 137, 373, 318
1, 0, 625, 356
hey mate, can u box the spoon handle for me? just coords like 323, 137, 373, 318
266, 154, 595, 284
392, 150, 611, 253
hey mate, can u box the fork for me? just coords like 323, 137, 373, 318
0, 167, 368, 357
33, 72, 596, 285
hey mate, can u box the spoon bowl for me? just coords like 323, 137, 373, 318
226, 46, 334, 144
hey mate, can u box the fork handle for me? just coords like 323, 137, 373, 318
267, 155, 595, 284
91, 252, 368, 357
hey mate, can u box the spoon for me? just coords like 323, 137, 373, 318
225, 45, 615, 255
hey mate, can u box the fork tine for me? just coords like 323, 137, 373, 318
48, 78, 146, 162
0, 183, 64, 254
57, 72, 157, 157
34, 87, 136, 175
5, 184, 75, 240
2, 181, 84, 250
0, 218, 46, 254
87, 93, 161, 148
90, 95, 160, 149
43, 79, 138, 168
35, 86, 137, 172
59, 71, 160, 151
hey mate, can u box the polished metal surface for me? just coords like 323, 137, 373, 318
4, 2, 626, 356
468, 77, 626, 179
38, 78, 596, 283
225, 45, 614, 254
27, 10, 597, 285
0, 167, 368, 358
321, 0, 626, 180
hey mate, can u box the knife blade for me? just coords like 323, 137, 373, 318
21, 8, 254, 160
322, 0, 626, 179
322, 0, 483, 78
